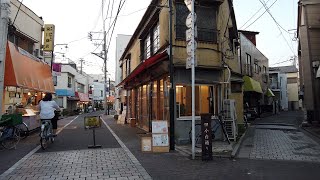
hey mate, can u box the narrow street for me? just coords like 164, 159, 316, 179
0, 111, 320, 180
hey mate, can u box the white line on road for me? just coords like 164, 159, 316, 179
0, 115, 79, 178
101, 116, 152, 179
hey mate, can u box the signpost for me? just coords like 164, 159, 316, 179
184, 0, 197, 160
201, 114, 213, 161
84, 116, 102, 148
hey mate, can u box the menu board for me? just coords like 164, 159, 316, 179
152, 121, 168, 133
152, 134, 169, 146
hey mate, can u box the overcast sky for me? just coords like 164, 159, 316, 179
22, 0, 298, 80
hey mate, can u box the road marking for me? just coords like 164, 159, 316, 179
101, 116, 152, 179
0, 115, 79, 178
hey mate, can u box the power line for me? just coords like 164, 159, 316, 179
13, 0, 24, 25
243, 0, 278, 30
240, 0, 272, 29
258, 0, 295, 55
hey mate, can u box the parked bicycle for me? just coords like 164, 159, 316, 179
0, 115, 22, 149
188, 113, 231, 148
39, 120, 54, 150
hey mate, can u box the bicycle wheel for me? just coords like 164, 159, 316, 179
16, 122, 29, 139
2, 127, 20, 149
40, 129, 48, 150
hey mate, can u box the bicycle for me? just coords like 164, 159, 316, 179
188, 114, 231, 148
39, 119, 54, 150
16, 122, 29, 139
0, 115, 21, 149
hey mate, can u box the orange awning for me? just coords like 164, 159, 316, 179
4, 41, 55, 93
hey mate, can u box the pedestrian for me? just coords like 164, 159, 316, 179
38, 93, 60, 136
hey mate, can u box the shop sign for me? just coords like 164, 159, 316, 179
84, 116, 101, 129
43, 24, 55, 51
201, 113, 213, 161
52, 63, 61, 76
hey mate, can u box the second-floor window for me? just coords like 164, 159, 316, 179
263, 66, 267, 74
245, 53, 252, 76
254, 63, 259, 74
175, 2, 217, 43
53, 76, 57, 86
67, 76, 72, 88
153, 23, 160, 54
126, 54, 131, 77
144, 34, 151, 60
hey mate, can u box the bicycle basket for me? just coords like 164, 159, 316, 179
0, 114, 23, 126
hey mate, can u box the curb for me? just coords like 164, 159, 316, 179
231, 129, 247, 158
299, 126, 320, 145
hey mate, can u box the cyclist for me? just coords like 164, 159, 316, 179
38, 93, 60, 137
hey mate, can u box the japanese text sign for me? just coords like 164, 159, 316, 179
201, 113, 213, 161
84, 116, 101, 129
43, 24, 55, 51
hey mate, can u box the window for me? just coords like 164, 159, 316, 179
263, 66, 267, 74
176, 85, 210, 117
126, 54, 131, 76
53, 76, 57, 86
254, 63, 259, 74
245, 54, 252, 76
175, 3, 217, 43
259, 66, 262, 73
143, 34, 151, 60
100, 90, 103, 97
67, 76, 72, 88
120, 64, 123, 80
152, 23, 160, 53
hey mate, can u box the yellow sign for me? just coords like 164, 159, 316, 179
84, 116, 101, 129
43, 24, 55, 51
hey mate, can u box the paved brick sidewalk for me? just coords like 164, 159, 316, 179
0, 112, 151, 180
238, 126, 320, 162
2, 148, 150, 180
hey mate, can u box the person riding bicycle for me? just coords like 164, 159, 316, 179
38, 93, 60, 137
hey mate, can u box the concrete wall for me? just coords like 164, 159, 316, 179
9, 0, 43, 51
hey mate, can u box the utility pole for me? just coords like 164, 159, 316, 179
108, 78, 110, 115
79, 58, 85, 74
168, 0, 175, 151
103, 11, 108, 115
0, 0, 10, 118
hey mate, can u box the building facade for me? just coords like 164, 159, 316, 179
269, 69, 289, 111
297, 0, 320, 122
55, 64, 92, 113
239, 31, 270, 115
117, 0, 243, 144
115, 34, 132, 115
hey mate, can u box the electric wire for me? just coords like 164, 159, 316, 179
258, 0, 295, 55
12, 0, 24, 25
243, 0, 278, 30
240, 0, 272, 29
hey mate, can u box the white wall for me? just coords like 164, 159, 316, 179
115, 34, 131, 115
279, 74, 288, 110
93, 82, 105, 101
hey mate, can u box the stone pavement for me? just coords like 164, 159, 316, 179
0, 112, 151, 180
2, 148, 150, 180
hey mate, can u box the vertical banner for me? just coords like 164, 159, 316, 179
43, 24, 55, 51
52, 63, 61, 76
201, 113, 213, 161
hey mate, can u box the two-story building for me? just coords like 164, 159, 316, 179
117, 0, 243, 144
54, 63, 92, 113
270, 66, 299, 111
269, 68, 288, 111
238, 30, 272, 115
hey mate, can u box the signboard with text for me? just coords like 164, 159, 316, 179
43, 24, 55, 51
201, 113, 213, 161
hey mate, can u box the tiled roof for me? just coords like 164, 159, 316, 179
269, 65, 298, 73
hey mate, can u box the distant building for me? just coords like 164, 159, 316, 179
269, 69, 288, 111
239, 30, 271, 115
270, 66, 299, 111
115, 34, 131, 115
55, 64, 93, 112
297, 0, 320, 122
